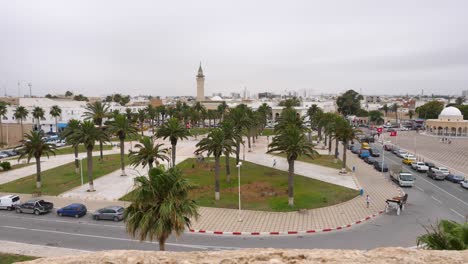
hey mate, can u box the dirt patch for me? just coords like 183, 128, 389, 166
224, 182, 285, 202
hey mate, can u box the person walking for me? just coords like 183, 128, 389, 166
366, 194, 370, 208
273, 159, 276, 167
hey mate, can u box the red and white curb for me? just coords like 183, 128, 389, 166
187, 210, 385, 236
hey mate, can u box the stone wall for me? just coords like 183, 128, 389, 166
21, 248, 467, 264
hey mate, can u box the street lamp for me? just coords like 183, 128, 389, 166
242, 141, 245, 161
236, 162, 242, 222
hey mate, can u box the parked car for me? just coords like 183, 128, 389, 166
402, 154, 415, 159
402, 157, 416, 165
461, 180, 468, 189
351, 146, 360, 154
392, 148, 400, 155
425, 162, 436, 170
0, 151, 8, 158
92, 206, 125, 221
364, 156, 376, 164
411, 162, 429, 172
57, 203, 87, 218
15, 199, 54, 215
369, 148, 380, 157
397, 150, 408, 158
0, 195, 21, 211
427, 169, 446, 180
4, 150, 18, 157
384, 145, 393, 151
374, 161, 388, 172
445, 174, 465, 183
432, 167, 450, 176
359, 149, 370, 159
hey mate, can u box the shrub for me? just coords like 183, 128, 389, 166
1, 161, 11, 171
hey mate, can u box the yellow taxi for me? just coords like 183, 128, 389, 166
361, 142, 370, 150
402, 158, 417, 165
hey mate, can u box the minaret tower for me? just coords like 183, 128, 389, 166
196, 63, 205, 102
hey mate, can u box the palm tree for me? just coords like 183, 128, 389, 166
68, 120, 109, 192
49, 105, 62, 133
217, 101, 229, 122
381, 104, 389, 117
228, 104, 251, 163
391, 103, 399, 124
146, 105, 157, 134
220, 120, 240, 183
107, 114, 138, 176
417, 220, 468, 250
307, 104, 320, 142
268, 125, 317, 206
196, 128, 234, 200
335, 118, 361, 172
156, 117, 190, 167
124, 166, 199, 251
13, 106, 29, 137
0, 102, 7, 146
257, 103, 272, 131
61, 119, 81, 174
32, 106, 45, 131
16, 131, 56, 189
129, 136, 169, 171
83, 101, 110, 160
408, 110, 415, 120
137, 109, 146, 136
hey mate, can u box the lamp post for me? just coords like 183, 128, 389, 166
242, 141, 245, 161
236, 161, 242, 222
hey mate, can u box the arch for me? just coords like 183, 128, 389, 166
463, 127, 468, 137
458, 127, 462, 136
275, 113, 280, 121
451, 127, 456, 136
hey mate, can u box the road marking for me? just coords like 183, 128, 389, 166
415, 186, 424, 192
449, 209, 465, 219
431, 196, 442, 204
381, 154, 468, 208
0, 226, 239, 250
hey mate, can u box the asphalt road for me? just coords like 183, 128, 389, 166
0, 136, 466, 252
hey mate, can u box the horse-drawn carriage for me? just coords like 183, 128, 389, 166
385, 193, 408, 215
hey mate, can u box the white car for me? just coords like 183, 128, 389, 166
411, 162, 429, 172
432, 167, 450, 176
0, 195, 21, 210
461, 180, 468, 189
402, 154, 415, 159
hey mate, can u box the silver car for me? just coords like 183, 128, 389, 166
92, 206, 124, 221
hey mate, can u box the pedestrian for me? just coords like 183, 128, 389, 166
366, 195, 370, 208
273, 159, 276, 167
352, 165, 356, 173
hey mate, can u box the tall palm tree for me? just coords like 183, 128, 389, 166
220, 120, 240, 183
391, 103, 399, 124
49, 105, 62, 133
129, 136, 169, 171
137, 109, 146, 136
32, 106, 45, 131
307, 104, 320, 142
196, 129, 234, 200
257, 103, 272, 131
83, 101, 110, 160
124, 166, 199, 251
156, 117, 190, 167
381, 104, 389, 117
268, 125, 317, 206
417, 219, 468, 250
13, 106, 29, 138
68, 120, 109, 192
61, 119, 81, 174
335, 118, 361, 172
156, 105, 166, 126
16, 131, 56, 189
227, 104, 251, 163
146, 105, 156, 134
217, 101, 229, 122
107, 114, 138, 176
408, 109, 415, 120
0, 102, 7, 146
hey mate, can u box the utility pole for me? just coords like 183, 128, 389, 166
28, 83, 32, 97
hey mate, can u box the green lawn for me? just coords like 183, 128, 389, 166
53, 144, 113, 155
0, 154, 126, 195
274, 153, 346, 170
0, 162, 34, 173
122, 158, 358, 212
261, 128, 275, 136
0, 253, 37, 264
189, 127, 212, 136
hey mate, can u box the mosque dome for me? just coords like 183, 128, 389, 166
438, 106, 463, 121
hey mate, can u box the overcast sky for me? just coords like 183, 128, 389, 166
1, 0, 468, 97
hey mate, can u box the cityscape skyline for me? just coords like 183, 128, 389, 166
1, 0, 468, 97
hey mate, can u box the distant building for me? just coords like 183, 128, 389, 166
426, 106, 468, 136
258, 92, 276, 99
196, 63, 205, 102
462, 90, 468, 98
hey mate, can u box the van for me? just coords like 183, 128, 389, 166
0, 195, 21, 210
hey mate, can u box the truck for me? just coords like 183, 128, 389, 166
15, 199, 54, 215
390, 165, 415, 187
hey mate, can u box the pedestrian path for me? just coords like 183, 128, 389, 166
0, 149, 119, 185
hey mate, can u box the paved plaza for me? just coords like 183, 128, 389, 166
384, 131, 468, 175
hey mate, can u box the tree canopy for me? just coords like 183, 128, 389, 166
336, 90, 363, 116
415, 101, 444, 119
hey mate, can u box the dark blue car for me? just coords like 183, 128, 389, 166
445, 174, 465, 183
57, 203, 87, 218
